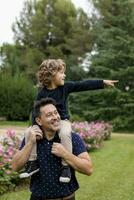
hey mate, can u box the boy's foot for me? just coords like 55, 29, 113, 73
19, 161, 39, 178
59, 166, 71, 183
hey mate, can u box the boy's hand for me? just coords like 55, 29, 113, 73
28, 128, 43, 144
103, 80, 119, 87
32, 125, 43, 140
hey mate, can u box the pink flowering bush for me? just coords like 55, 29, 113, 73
0, 129, 21, 194
0, 122, 112, 194
72, 121, 113, 151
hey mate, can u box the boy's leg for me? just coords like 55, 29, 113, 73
59, 120, 72, 165
25, 126, 37, 160
58, 120, 72, 183
19, 126, 42, 178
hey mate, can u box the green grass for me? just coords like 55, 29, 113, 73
0, 120, 29, 127
1, 133, 134, 200
77, 133, 134, 200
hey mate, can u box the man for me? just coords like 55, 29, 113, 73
12, 98, 93, 200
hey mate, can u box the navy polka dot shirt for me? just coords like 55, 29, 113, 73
20, 132, 87, 198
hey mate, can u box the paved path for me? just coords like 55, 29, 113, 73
0, 125, 27, 136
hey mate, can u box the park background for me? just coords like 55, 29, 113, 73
0, 0, 134, 199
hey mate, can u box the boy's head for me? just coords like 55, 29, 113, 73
37, 59, 66, 87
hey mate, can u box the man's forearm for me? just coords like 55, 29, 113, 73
12, 141, 33, 171
63, 152, 93, 176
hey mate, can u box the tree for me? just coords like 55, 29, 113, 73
84, 0, 134, 130
66, 0, 134, 131
1, 0, 93, 81
89, 0, 134, 70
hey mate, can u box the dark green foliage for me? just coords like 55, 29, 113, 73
0, 74, 36, 120
0, 0, 134, 131
1, 0, 92, 82
72, 0, 134, 131
69, 88, 119, 121
69, 85, 134, 131
91, 0, 134, 70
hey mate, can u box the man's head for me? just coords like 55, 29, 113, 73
33, 98, 61, 133
37, 59, 66, 87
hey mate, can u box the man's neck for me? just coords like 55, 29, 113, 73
43, 129, 56, 140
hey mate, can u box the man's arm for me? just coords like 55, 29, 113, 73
63, 150, 93, 176
12, 140, 34, 171
51, 143, 93, 176
12, 128, 42, 171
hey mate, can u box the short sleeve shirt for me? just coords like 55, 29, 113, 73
20, 132, 87, 198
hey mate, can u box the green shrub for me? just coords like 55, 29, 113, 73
0, 74, 36, 120
69, 88, 134, 132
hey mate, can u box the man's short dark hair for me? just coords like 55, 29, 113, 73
33, 98, 57, 119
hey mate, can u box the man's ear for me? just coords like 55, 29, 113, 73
35, 117, 42, 126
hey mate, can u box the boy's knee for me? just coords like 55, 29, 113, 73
60, 129, 71, 136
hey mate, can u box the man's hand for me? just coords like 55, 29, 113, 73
51, 142, 93, 176
103, 80, 119, 87
51, 142, 68, 158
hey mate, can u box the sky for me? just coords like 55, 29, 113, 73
0, 0, 90, 45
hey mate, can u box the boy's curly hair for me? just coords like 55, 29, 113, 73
37, 59, 66, 87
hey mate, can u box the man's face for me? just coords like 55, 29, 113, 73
37, 104, 61, 133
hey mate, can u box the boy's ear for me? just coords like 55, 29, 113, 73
35, 117, 42, 126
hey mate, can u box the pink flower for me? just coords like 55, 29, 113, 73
0, 162, 4, 167
7, 146, 14, 156
5, 170, 12, 175
72, 121, 112, 150
6, 129, 15, 138
0, 145, 4, 156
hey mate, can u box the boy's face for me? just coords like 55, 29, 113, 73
53, 68, 66, 86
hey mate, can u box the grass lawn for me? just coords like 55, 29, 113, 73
0, 120, 29, 127
1, 133, 134, 200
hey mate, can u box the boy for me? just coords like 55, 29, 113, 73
20, 59, 118, 183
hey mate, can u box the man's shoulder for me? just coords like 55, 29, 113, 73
71, 131, 84, 144
72, 131, 81, 138
71, 132, 87, 155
